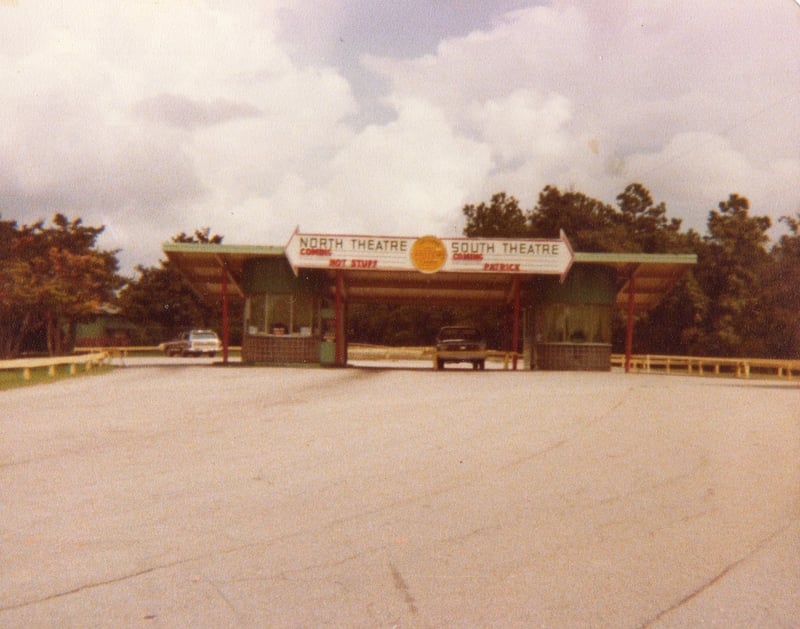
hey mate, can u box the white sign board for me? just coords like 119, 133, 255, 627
285, 229, 573, 279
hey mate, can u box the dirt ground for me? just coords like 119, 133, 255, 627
1, 359, 798, 627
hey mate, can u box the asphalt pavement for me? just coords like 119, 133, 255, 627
1, 359, 798, 627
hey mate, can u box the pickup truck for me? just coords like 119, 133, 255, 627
434, 326, 487, 370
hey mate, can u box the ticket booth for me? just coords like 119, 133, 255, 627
241, 257, 328, 364
532, 264, 616, 370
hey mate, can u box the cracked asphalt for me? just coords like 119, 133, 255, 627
1, 359, 798, 627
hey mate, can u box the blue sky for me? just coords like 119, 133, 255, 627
279, 1, 537, 60
278, 0, 538, 122
1, 1, 799, 274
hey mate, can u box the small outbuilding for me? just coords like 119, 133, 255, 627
74, 305, 138, 348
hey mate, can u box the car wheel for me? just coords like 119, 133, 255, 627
436, 358, 444, 370
208, 352, 215, 358
478, 360, 485, 370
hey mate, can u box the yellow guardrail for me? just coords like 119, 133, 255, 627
18, 345, 790, 380
611, 353, 800, 379
348, 344, 522, 369
486, 350, 523, 370
0, 351, 112, 381
75, 346, 242, 359
347, 344, 432, 361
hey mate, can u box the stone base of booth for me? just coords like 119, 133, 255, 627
242, 334, 321, 364
535, 343, 611, 371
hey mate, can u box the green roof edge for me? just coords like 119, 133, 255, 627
573, 251, 697, 265
162, 242, 285, 256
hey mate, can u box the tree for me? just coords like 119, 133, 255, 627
632, 266, 709, 355
0, 214, 122, 357
462, 192, 528, 238
692, 194, 773, 356
528, 185, 625, 251
171, 227, 223, 244
760, 214, 800, 357
615, 183, 688, 253
348, 304, 457, 346
118, 263, 216, 344
0, 217, 36, 358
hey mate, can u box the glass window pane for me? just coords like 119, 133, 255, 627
246, 293, 318, 335
536, 304, 611, 344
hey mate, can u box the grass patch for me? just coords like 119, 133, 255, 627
0, 364, 114, 391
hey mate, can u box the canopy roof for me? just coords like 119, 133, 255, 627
573, 252, 698, 310
162, 242, 696, 311
163, 243, 282, 303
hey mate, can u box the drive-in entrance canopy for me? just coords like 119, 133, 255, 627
163, 232, 696, 370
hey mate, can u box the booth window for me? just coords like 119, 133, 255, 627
245, 293, 317, 336
536, 303, 611, 344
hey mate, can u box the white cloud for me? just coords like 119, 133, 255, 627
470, 90, 573, 164
0, 1, 360, 270
362, 0, 800, 228
220, 96, 494, 243
133, 94, 263, 130
628, 133, 800, 233
323, 97, 493, 235
1, 0, 798, 275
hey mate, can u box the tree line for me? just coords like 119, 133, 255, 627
354, 183, 799, 358
1, 183, 798, 358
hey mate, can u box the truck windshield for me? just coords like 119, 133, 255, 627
439, 328, 480, 341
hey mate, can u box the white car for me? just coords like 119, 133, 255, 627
161, 330, 222, 357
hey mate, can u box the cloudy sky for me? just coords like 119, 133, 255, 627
2, 1, 799, 274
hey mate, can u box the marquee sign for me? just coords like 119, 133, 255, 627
285, 228, 573, 279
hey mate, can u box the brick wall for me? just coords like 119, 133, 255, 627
242, 334, 321, 364
534, 343, 611, 371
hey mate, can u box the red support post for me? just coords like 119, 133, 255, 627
625, 274, 636, 373
335, 271, 345, 366
512, 277, 521, 371
221, 264, 229, 365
